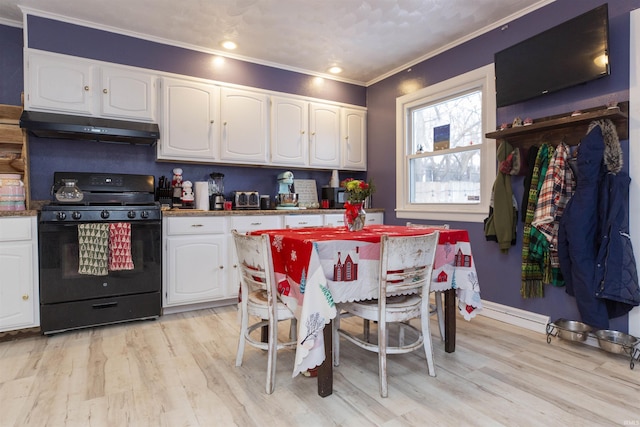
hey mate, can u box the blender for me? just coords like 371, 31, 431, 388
276, 171, 298, 209
208, 172, 225, 210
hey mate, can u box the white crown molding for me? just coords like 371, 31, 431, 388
365, 0, 555, 86
0, 16, 21, 28
17, 6, 365, 87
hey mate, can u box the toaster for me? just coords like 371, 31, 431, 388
232, 191, 260, 209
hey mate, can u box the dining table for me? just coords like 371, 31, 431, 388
250, 224, 482, 397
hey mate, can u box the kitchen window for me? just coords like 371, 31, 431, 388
395, 64, 496, 222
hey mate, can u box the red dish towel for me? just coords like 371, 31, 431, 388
109, 222, 134, 271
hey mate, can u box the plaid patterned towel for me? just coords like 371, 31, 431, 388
78, 223, 109, 276
109, 222, 134, 271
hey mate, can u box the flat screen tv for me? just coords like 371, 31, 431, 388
495, 3, 610, 108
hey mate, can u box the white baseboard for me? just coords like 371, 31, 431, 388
479, 300, 550, 334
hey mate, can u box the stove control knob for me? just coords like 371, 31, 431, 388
72, 211, 82, 220
127, 210, 136, 219
140, 210, 149, 219
56, 211, 67, 220
101, 210, 110, 219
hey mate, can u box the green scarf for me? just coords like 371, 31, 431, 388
521, 144, 553, 298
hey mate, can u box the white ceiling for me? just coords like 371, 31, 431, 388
0, 0, 552, 85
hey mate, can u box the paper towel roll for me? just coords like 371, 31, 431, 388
194, 181, 209, 210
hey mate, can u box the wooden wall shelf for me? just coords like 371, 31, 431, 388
0, 103, 30, 209
485, 101, 629, 149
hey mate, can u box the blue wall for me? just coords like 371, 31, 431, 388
1, 0, 637, 330
368, 0, 637, 332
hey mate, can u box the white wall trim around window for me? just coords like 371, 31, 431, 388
395, 63, 497, 223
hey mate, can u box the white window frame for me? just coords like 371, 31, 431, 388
395, 64, 497, 223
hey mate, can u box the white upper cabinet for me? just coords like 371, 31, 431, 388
158, 76, 220, 161
25, 50, 156, 121
341, 108, 367, 170
100, 66, 156, 121
270, 96, 309, 166
309, 102, 341, 167
26, 51, 94, 114
220, 87, 269, 164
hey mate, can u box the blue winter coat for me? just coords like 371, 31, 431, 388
558, 121, 640, 329
594, 168, 640, 317
558, 124, 609, 328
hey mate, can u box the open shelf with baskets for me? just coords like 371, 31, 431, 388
0, 103, 30, 209
546, 319, 640, 370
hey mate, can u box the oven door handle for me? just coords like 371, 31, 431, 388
92, 301, 118, 309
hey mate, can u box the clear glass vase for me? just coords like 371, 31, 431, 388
344, 201, 366, 231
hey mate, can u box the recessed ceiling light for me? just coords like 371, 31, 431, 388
221, 40, 237, 50
328, 66, 342, 74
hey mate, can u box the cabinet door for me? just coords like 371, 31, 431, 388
283, 214, 324, 228
365, 212, 384, 225
26, 52, 94, 114
158, 77, 220, 161
309, 102, 341, 168
270, 96, 309, 166
0, 241, 37, 332
220, 87, 269, 163
165, 235, 226, 306
341, 108, 367, 170
228, 215, 282, 298
100, 67, 156, 121
323, 213, 346, 228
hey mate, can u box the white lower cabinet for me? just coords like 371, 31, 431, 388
162, 212, 382, 313
283, 214, 324, 228
324, 211, 383, 227
163, 217, 228, 309
0, 216, 39, 332
228, 215, 283, 299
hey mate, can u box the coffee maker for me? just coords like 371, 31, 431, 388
208, 172, 225, 210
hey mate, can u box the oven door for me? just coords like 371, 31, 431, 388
38, 220, 161, 304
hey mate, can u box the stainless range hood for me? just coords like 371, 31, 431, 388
19, 111, 160, 145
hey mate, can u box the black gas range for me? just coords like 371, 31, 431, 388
38, 172, 162, 335
40, 172, 161, 222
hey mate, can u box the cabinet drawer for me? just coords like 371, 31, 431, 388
283, 214, 323, 228
230, 215, 281, 232
0, 217, 33, 241
166, 217, 226, 235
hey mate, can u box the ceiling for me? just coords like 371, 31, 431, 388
0, 0, 551, 85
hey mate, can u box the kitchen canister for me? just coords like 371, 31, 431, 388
0, 173, 26, 211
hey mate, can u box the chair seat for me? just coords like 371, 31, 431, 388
339, 295, 422, 324
246, 290, 296, 322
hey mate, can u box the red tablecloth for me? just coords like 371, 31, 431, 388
251, 225, 482, 376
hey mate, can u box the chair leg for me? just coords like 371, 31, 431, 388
289, 318, 297, 341
435, 291, 445, 341
363, 319, 370, 342
420, 312, 436, 378
236, 303, 247, 367
266, 312, 278, 394
378, 319, 388, 398
332, 312, 341, 366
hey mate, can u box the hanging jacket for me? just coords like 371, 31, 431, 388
592, 120, 640, 317
557, 124, 609, 329
484, 140, 517, 253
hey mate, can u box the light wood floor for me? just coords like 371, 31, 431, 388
1, 306, 638, 427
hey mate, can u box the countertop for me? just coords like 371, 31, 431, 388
162, 207, 384, 217
1, 201, 383, 218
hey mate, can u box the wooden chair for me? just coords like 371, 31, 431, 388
333, 231, 439, 397
406, 221, 449, 341
232, 230, 297, 394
